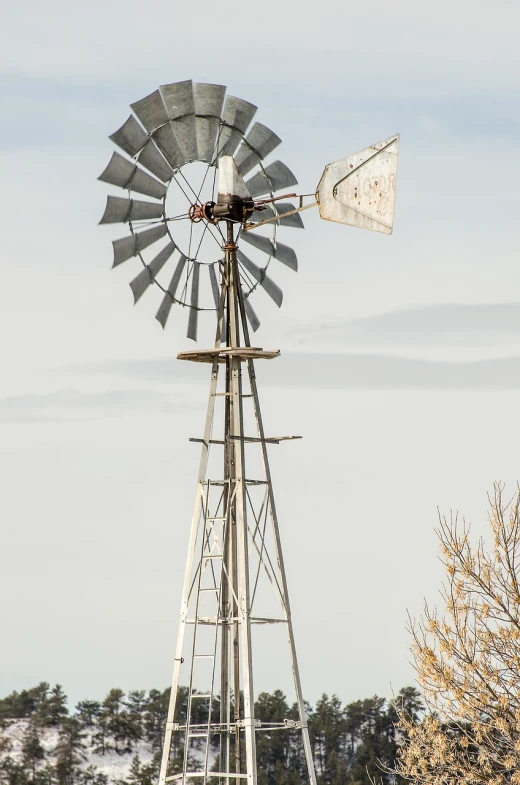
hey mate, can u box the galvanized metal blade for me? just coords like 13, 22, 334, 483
216, 95, 257, 159
234, 123, 282, 177
129, 241, 176, 303
208, 264, 220, 309
187, 263, 200, 341
137, 141, 174, 184
237, 251, 283, 307
240, 232, 298, 271
193, 83, 226, 163
316, 134, 399, 234
251, 202, 304, 229
100, 195, 164, 224
155, 254, 187, 328
244, 297, 260, 332
109, 116, 148, 157
160, 80, 198, 162
153, 122, 185, 170
112, 224, 168, 267
245, 161, 298, 198
98, 153, 167, 200
160, 80, 195, 118
131, 90, 169, 133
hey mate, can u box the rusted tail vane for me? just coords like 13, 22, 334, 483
316, 134, 400, 234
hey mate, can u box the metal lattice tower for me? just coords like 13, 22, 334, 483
98, 79, 399, 785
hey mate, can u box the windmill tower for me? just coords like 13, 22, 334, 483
99, 79, 399, 785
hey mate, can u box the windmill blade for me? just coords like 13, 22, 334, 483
129, 241, 176, 303
131, 89, 169, 133
187, 263, 200, 341
216, 95, 257, 159
98, 153, 167, 200
209, 265, 227, 342
234, 123, 282, 177
209, 265, 220, 309
137, 141, 174, 184
112, 224, 168, 267
99, 196, 164, 224
317, 135, 399, 234
110, 115, 174, 183
245, 161, 298, 198
240, 232, 298, 271
160, 80, 198, 162
238, 251, 283, 308
193, 82, 226, 163
110, 116, 148, 157
153, 122, 185, 170
251, 202, 304, 229
244, 297, 260, 332
155, 254, 187, 328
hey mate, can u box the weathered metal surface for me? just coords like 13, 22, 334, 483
99, 195, 164, 224
136, 140, 174, 183
153, 121, 185, 170
131, 89, 169, 132
317, 135, 399, 233
245, 161, 298, 198
251, 202, 305, 228
241, 232, 298, 271
244, 297, 260, 331
193, 83, 226, 163
155, 254, 187, 327
217, 95, 257, 158
218, 155, 252, 201
98, 153, 168, 200
237, 250, 283, 307
160, 80, 198, 161
187, 262, 200, 341
109, 115, 148, 157
129, 241, 176, 303
234, 122, 282, 176
177, 347, 280, 362
112, 224, 168, 267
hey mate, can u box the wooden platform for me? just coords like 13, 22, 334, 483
177, 347, 280, 363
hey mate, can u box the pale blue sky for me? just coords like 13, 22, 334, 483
1, 0, 520, 708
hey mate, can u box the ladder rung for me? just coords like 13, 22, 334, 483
200, 554, 222, 560
193, 654, 215, 659
187, 732, 209, 738
190, 693, 212, 699
199, 587, 219, 593
206, 516, 226, 521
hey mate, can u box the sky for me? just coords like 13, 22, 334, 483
1, 0, 520, 710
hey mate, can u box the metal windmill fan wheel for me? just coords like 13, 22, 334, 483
98, 79, 304, 341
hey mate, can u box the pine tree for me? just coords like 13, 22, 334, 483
143, 689, 170, 750
0, 684, 49, 721
98, 689, 126, 753
309, 694, 347, 782
37, 685, 68, 728
54, 717, 87, 785
21, 724, 45, 780
75, 702, 101, 729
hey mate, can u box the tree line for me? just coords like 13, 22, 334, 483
0, 682, 423, 785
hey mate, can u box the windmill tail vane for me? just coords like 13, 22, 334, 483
98, 79, 399, 785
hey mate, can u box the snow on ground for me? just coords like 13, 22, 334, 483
0, 720, 155, 782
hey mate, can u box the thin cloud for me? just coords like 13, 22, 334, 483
60, 353, 520, 391
293, 303, 520, 348
0, 389, 189, 424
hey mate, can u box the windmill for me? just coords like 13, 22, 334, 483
99, 79, 399, 785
